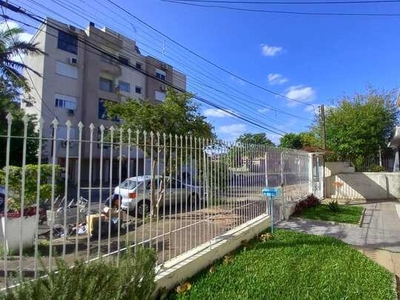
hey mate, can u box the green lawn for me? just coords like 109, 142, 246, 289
298, 204, 364, 224
168, 230, 395, 300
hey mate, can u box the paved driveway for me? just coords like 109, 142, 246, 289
277, 201, 400, 252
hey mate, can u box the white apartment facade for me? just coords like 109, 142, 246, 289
22, 18, 187, 184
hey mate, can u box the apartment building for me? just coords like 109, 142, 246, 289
22, 18, 187, 183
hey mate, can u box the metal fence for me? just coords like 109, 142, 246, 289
0, 115, 316, 287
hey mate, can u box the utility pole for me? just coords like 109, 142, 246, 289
320, 105, 326, 150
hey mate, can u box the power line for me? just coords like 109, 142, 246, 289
17, 0, 308, 133
106, 0, 317, 108
164, 0, 400, 16
0, 10, 58, 120
163, 0, 400, 5
40, 0, 314, 124
2, 8, 287, 136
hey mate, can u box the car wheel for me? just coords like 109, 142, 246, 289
136, 200, 151, 218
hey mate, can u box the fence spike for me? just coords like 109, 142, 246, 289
22, 114, 29, 124
51, 118, 59, 127
65, 119, 72, 127
5, 112, 13, 122
78, 121, 84, 129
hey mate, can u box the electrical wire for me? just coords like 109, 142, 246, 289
1, 9, 287, 136
106, 0, 317, 108
163, 0, 400, 16
18, 0, 312, 133
162, 0, 400, 5
42, 0, 314, 124
0, 10, 58, 120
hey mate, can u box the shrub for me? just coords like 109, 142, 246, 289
1, 247, 156, 300
327, 200, 340, 213
368, 165, 385, 172
294, 194, 321, 214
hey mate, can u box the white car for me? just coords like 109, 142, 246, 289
114, 175, 204, 217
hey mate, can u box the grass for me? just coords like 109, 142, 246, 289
167, 230, 395, 300
297, 204, 364, 224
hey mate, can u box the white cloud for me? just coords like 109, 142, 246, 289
218, 124, 247, 138
229, 75, 245, 86
268, 73, 288, 85
261, 44, 283, 57
257, 107, 270, 113
204, 108, 233, 118
285, 85, 316, 107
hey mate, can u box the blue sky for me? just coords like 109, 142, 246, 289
9, 0, 400, 144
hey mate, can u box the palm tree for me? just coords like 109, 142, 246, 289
0, 26, 44, 89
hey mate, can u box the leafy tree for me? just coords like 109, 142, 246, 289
0, 25, 44, 167
279, 132, 318, 150
236, 133, 275, 147
106, 89, 214, 215
312, 88, 399, 169
0, 164, 62, 211
279, 133, 303, 149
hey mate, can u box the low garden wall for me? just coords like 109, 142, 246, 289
326, 172, 400, 200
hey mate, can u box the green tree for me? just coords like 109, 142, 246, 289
0, 26, 44, 89
0, 164, 62, 211
0, 25, 44, 167
236, 133, 275, 147
279, 133, 303, 149
279, 132, 319, 150
313, 88, 399, 169
106, 89, 214, 215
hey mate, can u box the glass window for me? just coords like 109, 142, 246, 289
118, 55, 129, 65
135, 86, 142, 94
136, 62, 142, 70
156, 72, 166, 81
99, 77, 113, 92
57, 30, 78, 54
54, 93, 77, 109
118, 81, 130, 93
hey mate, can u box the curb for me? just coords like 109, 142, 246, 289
358, 208, 366, 228
288, 217, 360, 227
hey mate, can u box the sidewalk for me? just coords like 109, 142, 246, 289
277, 201, 400, 276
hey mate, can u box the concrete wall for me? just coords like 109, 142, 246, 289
326, 172, 400, 200
155, 214, 271, 294
325, 162, 355, 177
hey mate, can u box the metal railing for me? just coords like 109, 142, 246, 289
0, 115, 315, 287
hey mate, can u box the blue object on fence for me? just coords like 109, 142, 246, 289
262, 187, 281, 197
262, 187, 281, 234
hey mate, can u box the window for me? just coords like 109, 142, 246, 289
56, 61, 78, 79
135, 86, 142, 94
118, 81, 130, 93
98, 98, 119, 121
57, 30, 78, 54
136, 62, 142, 70
118, 55, 129, 66
54, 93, 77, 110
155, 91, 166, 102
99, 77, 113, 92
156, 68, 166, 81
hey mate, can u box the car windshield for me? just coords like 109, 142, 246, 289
119, 179, 140, 190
